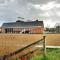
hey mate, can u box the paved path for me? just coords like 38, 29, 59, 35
35, 45, 60, 48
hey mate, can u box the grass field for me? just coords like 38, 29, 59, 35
31, 48, 60, 60
0, 34, 60, 56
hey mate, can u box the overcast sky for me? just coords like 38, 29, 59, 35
0, 0, 60, 27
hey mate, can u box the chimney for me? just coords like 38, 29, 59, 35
36, 20, 38, 22
16, 20, 21, 22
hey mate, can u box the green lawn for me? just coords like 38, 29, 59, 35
31, 48, 60, 60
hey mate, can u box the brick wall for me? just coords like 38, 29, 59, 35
30, 27, 44, 34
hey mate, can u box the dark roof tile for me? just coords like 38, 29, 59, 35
2, 20, 44, 28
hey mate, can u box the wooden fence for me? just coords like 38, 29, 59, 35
2, 36, 46, 60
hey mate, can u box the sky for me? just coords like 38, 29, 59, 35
0, 0, 60, 27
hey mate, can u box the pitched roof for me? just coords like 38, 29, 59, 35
2, 20, 44, 28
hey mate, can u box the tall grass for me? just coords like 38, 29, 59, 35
31, 48, 60, 60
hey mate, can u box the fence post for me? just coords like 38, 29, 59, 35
43, 36, 46, 60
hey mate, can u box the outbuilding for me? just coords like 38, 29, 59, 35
2, 20, 44, 34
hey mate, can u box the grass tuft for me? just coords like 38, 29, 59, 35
31, 48, 60, 60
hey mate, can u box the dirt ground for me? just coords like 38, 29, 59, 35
0, 34, 60, 55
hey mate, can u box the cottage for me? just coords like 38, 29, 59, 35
2, 20, 44, 34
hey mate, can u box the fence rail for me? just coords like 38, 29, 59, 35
3, 36, 46, 60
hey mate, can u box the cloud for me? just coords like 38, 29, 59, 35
56, 11, 60, 16
0, 0, 60, 27
0, 0, 8, 6
40, 1, 56, 10
33, 1, 60, 11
